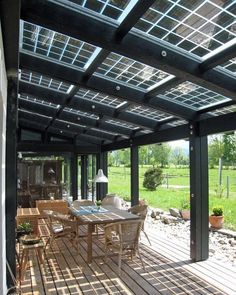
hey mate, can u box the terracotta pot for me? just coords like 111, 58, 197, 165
181, 209, 190, 220
209, 215, 224, 229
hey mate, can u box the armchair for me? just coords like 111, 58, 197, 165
44, 210, 79, 251
104, 220, 145, 275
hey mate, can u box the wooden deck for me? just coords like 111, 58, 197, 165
17, 219, 236, 295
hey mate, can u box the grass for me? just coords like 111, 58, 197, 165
108, 166, 236, 230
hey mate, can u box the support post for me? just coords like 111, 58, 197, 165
81, 155, 88, 199
131, 145, 139, 206
70, 152, 78, 201
189, 123, 209, 261
96, 152, 108, 200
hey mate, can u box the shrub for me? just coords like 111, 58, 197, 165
143, 167, 163, 191
181, 199, 190, 210
212, 206, 223, 216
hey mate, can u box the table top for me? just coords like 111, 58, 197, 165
17, 208, 40, 217
71, 206, 139, 225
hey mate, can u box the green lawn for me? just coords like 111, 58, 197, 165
108, 166, 236, 230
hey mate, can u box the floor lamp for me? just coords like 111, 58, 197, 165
93, 169, 108, 201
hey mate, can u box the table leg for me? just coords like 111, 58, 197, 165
87, 224, 93, 263
36, 247, 44, 264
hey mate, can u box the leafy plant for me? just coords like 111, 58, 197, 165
143, 167, 163, 191
181, 199, 190, 210
212, 206, 223, 216
96, 200, 102, 207
17, 222, 32, 233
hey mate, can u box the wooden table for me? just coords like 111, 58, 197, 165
20, 240, 44, 281
17, 208, 40, 234
71, 206, 139, 263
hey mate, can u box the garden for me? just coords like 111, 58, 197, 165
108, 166, 236, 230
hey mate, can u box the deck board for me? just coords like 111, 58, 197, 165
17, 219, 235, 295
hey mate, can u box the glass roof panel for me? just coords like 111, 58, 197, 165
96, 52, 172, 90
134, 0, 236, 58
168, 119, 188, 127
91, 127, 118, 136
208, 104, 236, 116
21, 21, 99, 69
19, 94, 60, 109
126, 104, 173, 120
20, 69, 73, 93
75, 87, 124, 107
106, 119, 139, 130
64, 107, 99, 119
58, 0, 133, 21
218, 57, 236, 77
162, 81, 231, 110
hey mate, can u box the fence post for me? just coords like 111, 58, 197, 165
227, 175, 229, 198
166, 173, 169, 189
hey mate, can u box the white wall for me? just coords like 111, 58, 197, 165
0, 20, 7, 295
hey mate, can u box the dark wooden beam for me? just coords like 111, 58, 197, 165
20, 51, 196, 120
19, 80, 161, 130
102, 124, 189, 151
20, 0, 236, 100
70, 151, 78, 201
189, 123, 209, 261
200, 43, 236, 72
17, 142, 99, 153
199, 112, 236, 136
116, 0, 156, 39
81, 155, 88, 199
146, 77, 184, 97
130, 145, 139, 206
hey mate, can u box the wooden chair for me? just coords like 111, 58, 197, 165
72, 199, 95, 210
44, 210, 79, 251
101, 194, 123, 209
104, 220, 145, 275
128, 204, 151, 246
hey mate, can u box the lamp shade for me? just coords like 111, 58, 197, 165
93, 169, 108, 183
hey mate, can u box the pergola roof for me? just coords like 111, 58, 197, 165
10, 0, 236, 150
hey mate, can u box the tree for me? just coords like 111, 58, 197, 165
148, 143, 171, 167
208, 135, 224, 167
143, 167, 163, 191
171, 147, 188, 167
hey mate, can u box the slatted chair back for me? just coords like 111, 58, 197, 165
44, 210, 79, 250
128, 204, 151, 245
104, 219, 145, 274
72, 199, 95, 210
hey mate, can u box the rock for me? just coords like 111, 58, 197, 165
161, 214, 179, 224
151, 211, 156, 218
169, 208, 181, 218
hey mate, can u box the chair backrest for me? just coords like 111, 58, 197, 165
44, 210, 75, 232
128, 205, 148, 220
72, 199, 95, 209
106, 220, 142, 250
101, 194, 122, 209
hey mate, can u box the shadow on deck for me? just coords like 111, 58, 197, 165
17, 219, 235, 295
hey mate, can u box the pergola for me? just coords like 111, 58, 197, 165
1, 0, 236, 287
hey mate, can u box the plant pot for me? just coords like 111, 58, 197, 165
209, 215, 224, 229
180, 209, 190, 220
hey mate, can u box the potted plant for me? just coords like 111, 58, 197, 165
16, 222, 32, 239
180, 199, 190, 220
96, 200, 102, 210
209, 206, 224, 229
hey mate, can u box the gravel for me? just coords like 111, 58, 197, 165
145, 208, 236, 267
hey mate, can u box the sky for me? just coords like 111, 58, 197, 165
168, 139, 189, 150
